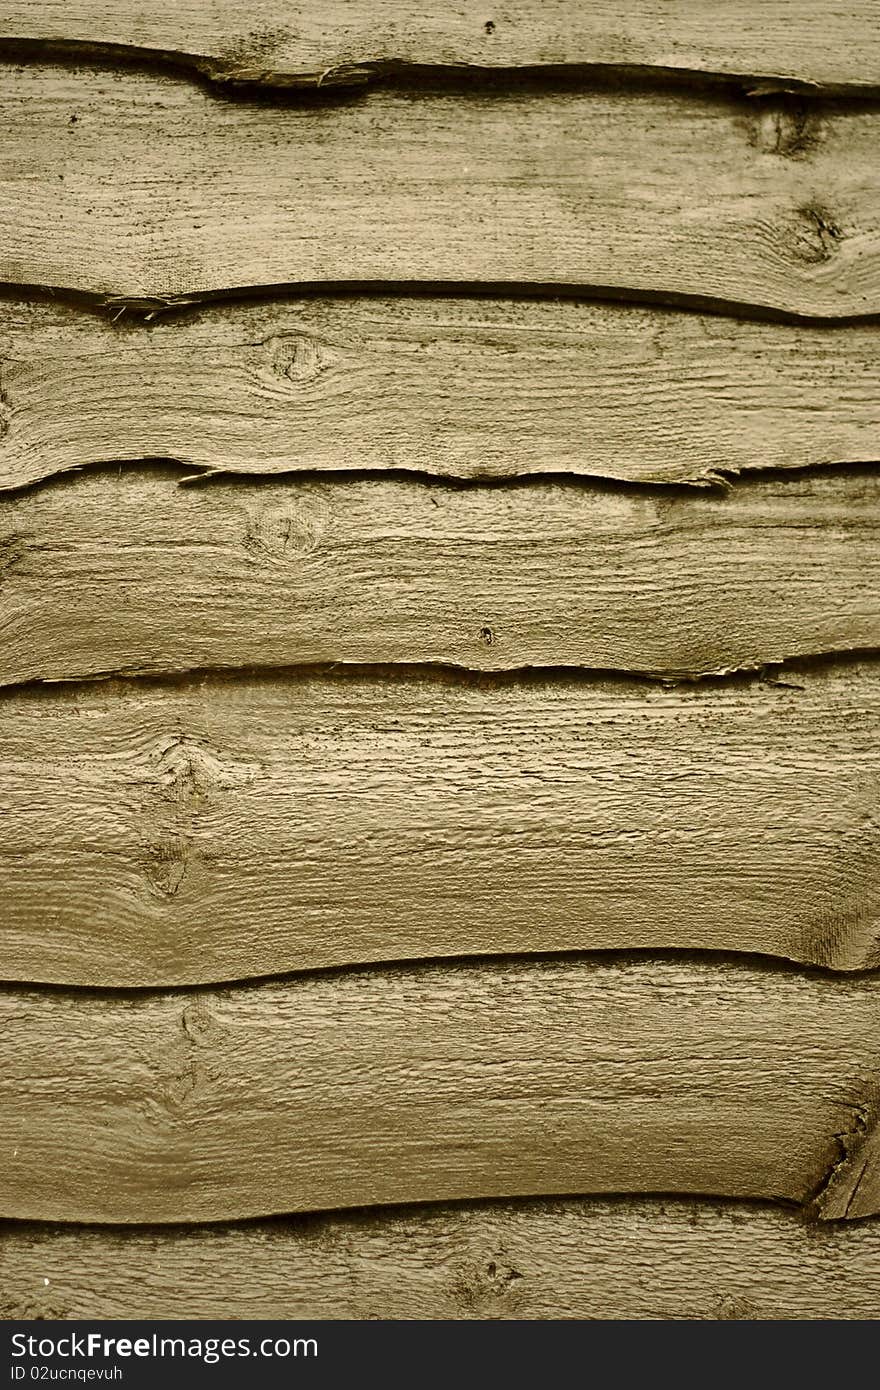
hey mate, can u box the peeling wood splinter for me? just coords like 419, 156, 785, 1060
3, 1, 880, 94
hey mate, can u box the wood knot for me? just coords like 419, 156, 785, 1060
139, 742, 255, 908
0, 532, 29, 578
155, 736, 246, 807
788, 205, 843, 264
142, 834, 191, 899
717, 1295, 762, 1320
450, 1252, 525, 1314
244, 501, 326, 565
749, 98, 822, 159
265, 334, 335, 385
181, 997, 216, 1043
153, 996, 221, 1112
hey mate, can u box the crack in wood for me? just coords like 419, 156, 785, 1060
812, 1084, 880, 1219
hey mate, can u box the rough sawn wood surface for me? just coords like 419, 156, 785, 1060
0, 467, 877, 685
0, 956, 878, 1224
3, 5, 880, 1301
3, 1199, 880, 1320
0, 662, 878, 985
3, 297, 880, 489
2, 66, 880, 315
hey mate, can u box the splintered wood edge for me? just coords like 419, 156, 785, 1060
2, 1198, 880, 1320
1, 1, 880, 94
813, 1085, 880, 1220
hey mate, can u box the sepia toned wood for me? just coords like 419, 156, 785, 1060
3, 0, 880, 93
6, 0, 880, 1314
0, 662, 878, 986
3, 1198, 880, 1320
2, 66, 880, 316
819, 1097, 880, 1220
0, 466, 878, 685
4, 296, 880, 489
0, 957, 878, 1223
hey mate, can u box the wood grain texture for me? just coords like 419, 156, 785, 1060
0, 663, 878, 986
1, 957, 879, 1223
3, 1198, 880, 1320
3, 67, 880, 316
1, 467, 878, 684
3, 1, 880, 93
4, 297, 880, 489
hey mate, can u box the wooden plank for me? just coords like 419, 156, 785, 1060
3, 1, 880, 94
0, 663, 878, 986
0, 467, 878, 685
2, 67, 880, 316
4, 297, 880, 489
3, 1198, 880, 1320
0, 957, 878, 1223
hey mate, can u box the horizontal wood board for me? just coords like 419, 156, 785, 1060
1, 957, 879, 1223
1, 664, 879, 984
3, 1198, 880, 1320
0, 467, 878, 684
3, 1, 880, 93
4, 297, 880, 488
3, 68, 880, 315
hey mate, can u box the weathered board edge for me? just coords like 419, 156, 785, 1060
5, 292, 880, 493
3, 66, 880, 317
3, 14, 880, 97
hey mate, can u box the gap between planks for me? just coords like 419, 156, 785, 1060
2, 0, 880, 95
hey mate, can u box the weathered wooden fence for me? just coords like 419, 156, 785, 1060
0, 1, 878, 1319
